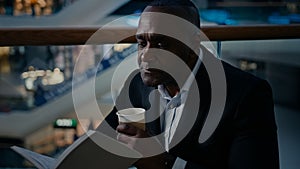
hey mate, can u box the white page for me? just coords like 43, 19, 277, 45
12, 130, 142, 169
11, 146, 56, 169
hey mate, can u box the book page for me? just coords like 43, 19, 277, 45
55, 130, 142, 169
11, 146, 56, 169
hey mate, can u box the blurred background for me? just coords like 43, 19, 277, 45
0, 0, 299, 168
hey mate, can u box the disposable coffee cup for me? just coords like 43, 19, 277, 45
116, 108, 146, 130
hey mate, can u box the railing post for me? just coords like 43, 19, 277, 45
217, 41, 222, 59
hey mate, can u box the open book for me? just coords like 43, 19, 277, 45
11, 130, 141, 169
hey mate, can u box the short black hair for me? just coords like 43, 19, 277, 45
150, 0, 197, 7
147, 0, 200, 28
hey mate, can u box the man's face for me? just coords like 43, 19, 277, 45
136, 6, 197, 87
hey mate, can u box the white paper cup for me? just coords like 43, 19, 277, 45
116, 108, 146, 130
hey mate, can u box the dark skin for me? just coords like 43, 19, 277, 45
116, 6, 200, 169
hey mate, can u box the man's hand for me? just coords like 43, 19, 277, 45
116, 123, 174, 169
116, 123, 149, 149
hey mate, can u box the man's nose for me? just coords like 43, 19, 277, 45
141, 43, 154, 62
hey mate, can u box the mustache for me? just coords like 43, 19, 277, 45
139, 62, 163, 71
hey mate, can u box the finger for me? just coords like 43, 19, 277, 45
117, 133, 136, 149
116, 123, 138, 136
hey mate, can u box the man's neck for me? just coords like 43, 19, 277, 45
164, 84, 180, 98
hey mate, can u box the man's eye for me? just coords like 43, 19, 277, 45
138, 42, 147, 48
157, 42, 165, 48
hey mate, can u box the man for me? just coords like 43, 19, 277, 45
98, 0, 279, 168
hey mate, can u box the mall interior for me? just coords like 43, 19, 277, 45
0, 0, 299, 168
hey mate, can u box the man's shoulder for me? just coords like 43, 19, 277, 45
199, 45, 264, 86
219, 60, 273, 104
221, 60, 264, 86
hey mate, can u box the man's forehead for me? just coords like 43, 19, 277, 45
137, 6, 185, 33
136, 33, 166, 41
137, 13, 165, 33
136, 11, 199, 39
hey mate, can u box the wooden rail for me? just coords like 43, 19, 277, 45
0, 24, 300, 46
215, 1, 300, 7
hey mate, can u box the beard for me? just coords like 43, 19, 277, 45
140, 68, 177, 87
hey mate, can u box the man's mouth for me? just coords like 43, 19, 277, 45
141, 68, 151, 74
140, 68, 162, 74
139, 62, 161, 74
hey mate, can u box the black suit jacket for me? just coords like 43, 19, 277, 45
99, 47, 279, 169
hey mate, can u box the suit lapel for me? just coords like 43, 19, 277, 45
169, 57, 213, 148
168, 63, 208, 148
197, 49, 226, 144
